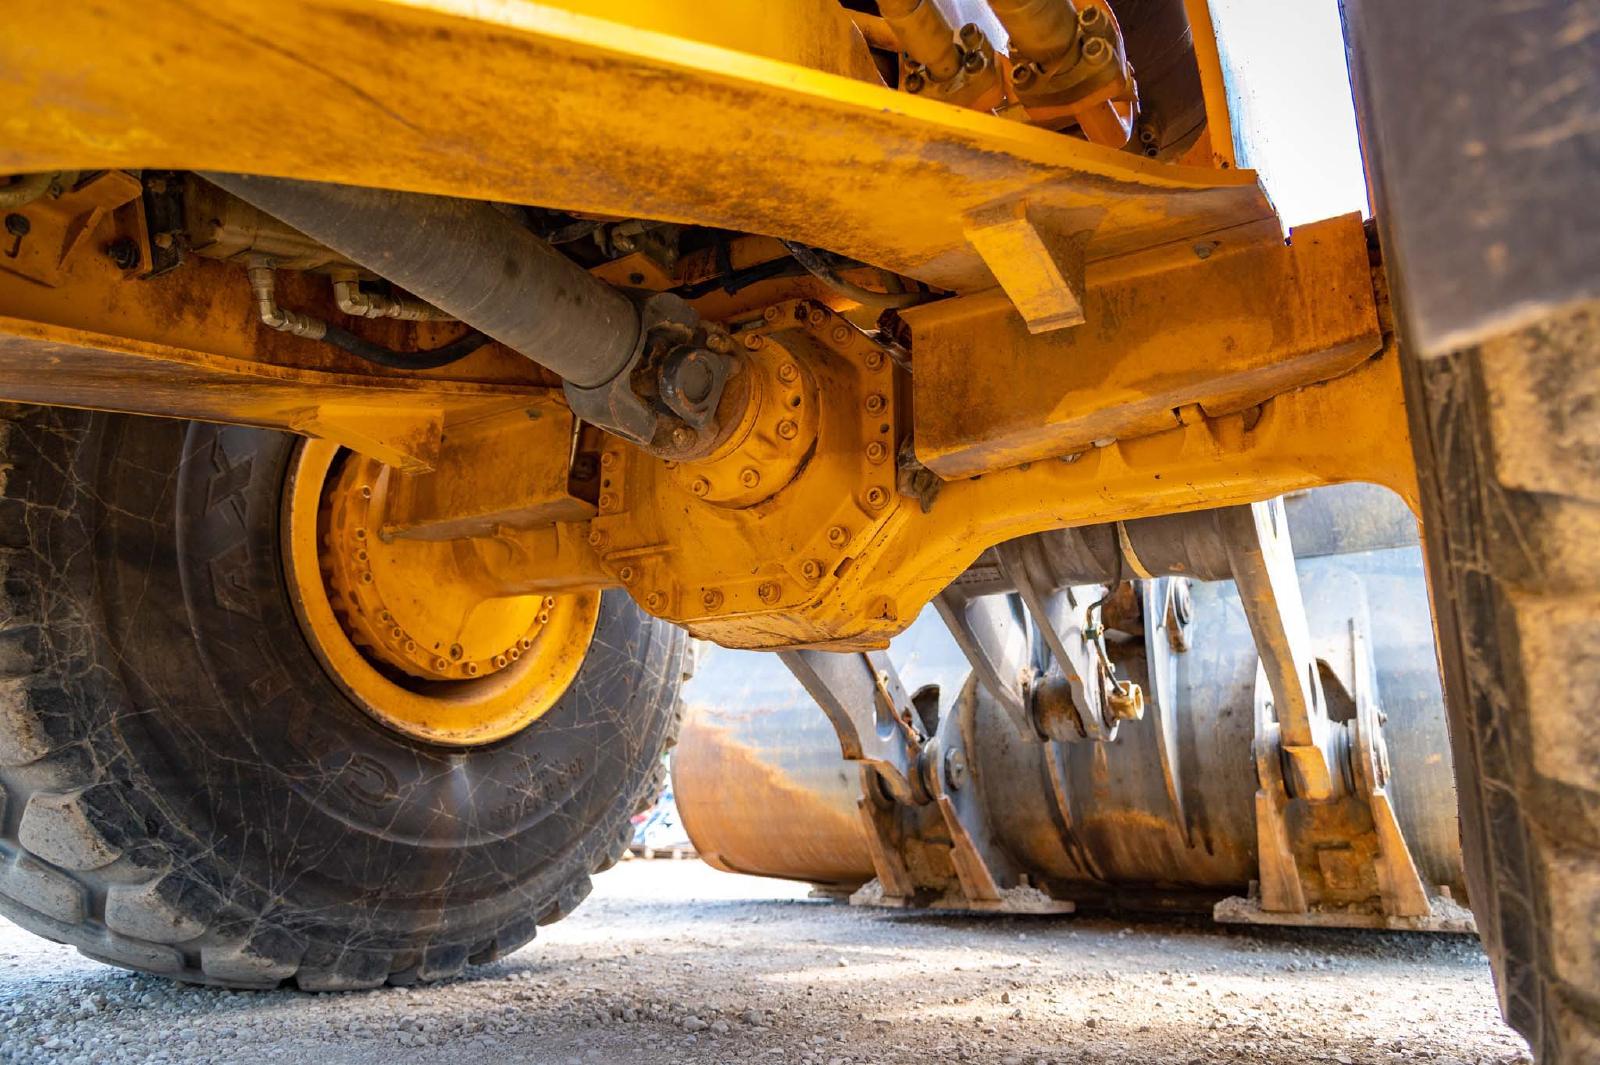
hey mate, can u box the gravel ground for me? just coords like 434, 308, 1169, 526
0, 860, 1530, 1064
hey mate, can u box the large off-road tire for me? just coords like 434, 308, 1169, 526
0, 405, 685, 989
1402, 306, 1600, 1062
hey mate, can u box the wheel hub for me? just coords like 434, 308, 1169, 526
283, 440, 601, 747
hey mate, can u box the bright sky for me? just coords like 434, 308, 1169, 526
1210, 0, 1370, 229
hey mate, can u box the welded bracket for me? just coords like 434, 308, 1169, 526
932, 587, 1035, 738
1217, 500, 1443, 929
1218, 498, 1340, 801
779, 648, 926, 804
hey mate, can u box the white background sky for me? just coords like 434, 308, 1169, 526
1209, 0, 1370, 229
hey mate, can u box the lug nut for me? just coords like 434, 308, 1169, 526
744, 333, 766, 350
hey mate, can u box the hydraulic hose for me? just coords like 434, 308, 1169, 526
877, 0, 963, 82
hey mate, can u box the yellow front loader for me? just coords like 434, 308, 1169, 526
0, 2, 1592, 1059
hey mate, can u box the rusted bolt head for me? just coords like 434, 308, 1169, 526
757, 581, 781, 604
800, 559, 823, 582
645, 592, 665, 611
705, 331, 733, 354
618, 565, 636, 584
777, 362, 799, 384
598, 492, 617, 511
739, 467, 761, 488
671, 425, 695, 449
944, 747, 969, 790
1107, 681, 1145, 722
827, 525, 848, 547
701, 589, 724, 611
864, 350, 885, 371
777, 419, 799, 440
830, 324, 850, 343
864, 393, 887, 415
743, 333, 766, 351
866, 441, 888, 463
865, 486, 890, 510
105, 237, 141, 271
689, 477, 711, 497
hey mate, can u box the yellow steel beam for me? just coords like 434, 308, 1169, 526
0, 216, 555, 471
777, 343, 1418, 650
0, 0, 1269, 293
909, 213, 1382, 478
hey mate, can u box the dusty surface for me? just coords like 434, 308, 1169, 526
0, 860, 1529, 1064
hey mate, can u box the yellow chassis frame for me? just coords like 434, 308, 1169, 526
0, 0, 1419, 651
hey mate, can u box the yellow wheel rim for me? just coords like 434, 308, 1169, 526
282, 439, 600, 747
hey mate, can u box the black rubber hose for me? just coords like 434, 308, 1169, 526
322, 324, 490, 370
